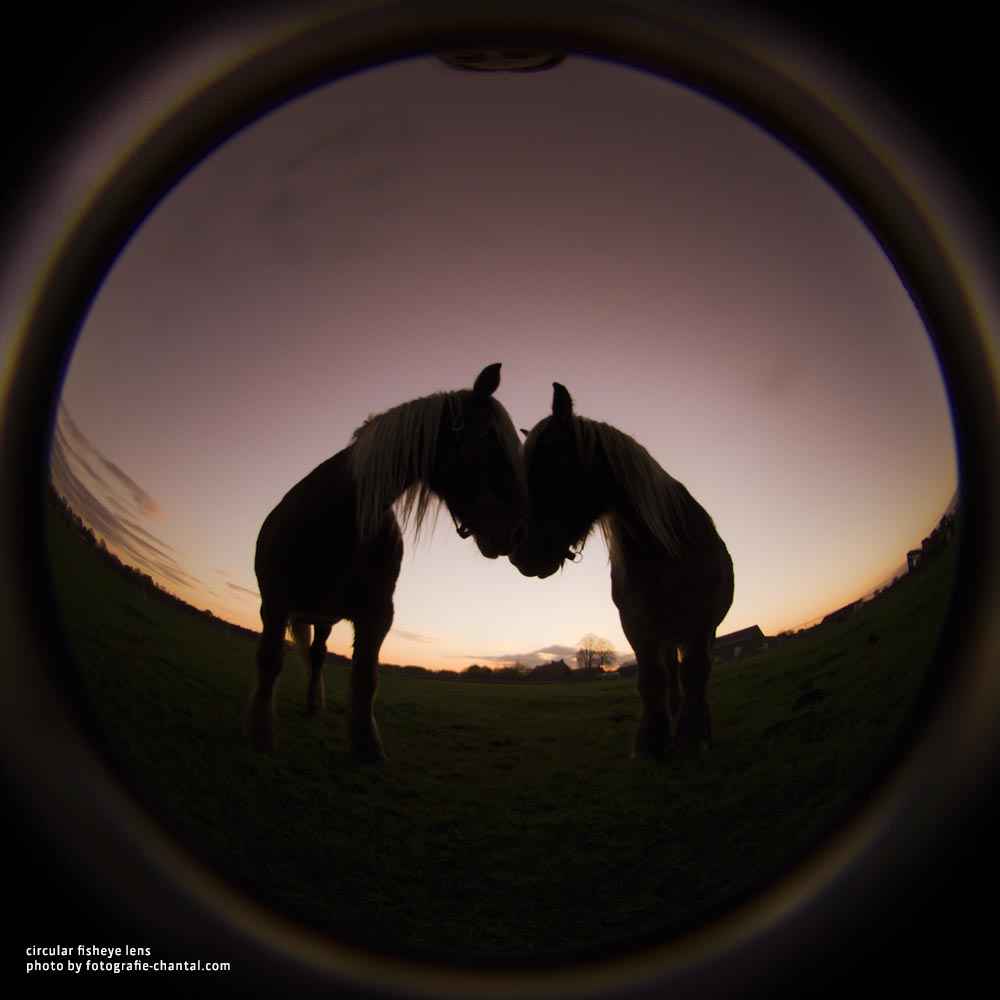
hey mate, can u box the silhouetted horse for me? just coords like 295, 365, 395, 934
511, 384, 733, 757
249, 364, 528, 762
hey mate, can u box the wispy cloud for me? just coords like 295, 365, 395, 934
58, 407, 165, 518
458, 644, 582, 670
392, 629, 440, 645
101, 458, 164, 519
262, 112, 424, 263
50, 404, 200, 595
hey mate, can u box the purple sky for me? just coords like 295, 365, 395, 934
51, 55, 956, 669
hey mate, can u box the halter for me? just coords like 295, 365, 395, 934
445, 393, 473, 538
529, 512, 585, 566
444, 393, 526, 542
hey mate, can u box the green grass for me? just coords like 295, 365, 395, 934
47, 510, 956, 964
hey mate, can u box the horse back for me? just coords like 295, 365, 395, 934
254, 447, 403, 618
609, 492, 733, 640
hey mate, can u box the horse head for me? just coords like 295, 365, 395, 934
509, 382, 605, 578
431, 363, 529, 559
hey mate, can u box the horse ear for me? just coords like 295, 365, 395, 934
552, 383, 574, 421
473, 363, 502, 397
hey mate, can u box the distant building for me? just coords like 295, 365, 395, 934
713, 625, 768, 662
908, 509, 957, 571
524, 658, 575, 683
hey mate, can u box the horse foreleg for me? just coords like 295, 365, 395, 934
674, 634, 713, 755
632, 650, 671, 759
348, 606, 392, 763
306, 622, 333, 715
248, 609, 287, 752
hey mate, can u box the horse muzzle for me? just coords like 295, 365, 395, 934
459, 511, 528, 559
508, 542, 569, 578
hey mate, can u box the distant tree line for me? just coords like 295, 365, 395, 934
48, 485, 260, 643
378, 635, 623, 684
774, 505, 960, 643
378, 657, 629, 684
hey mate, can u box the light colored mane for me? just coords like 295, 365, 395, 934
350, 393, 448, 542
349, 392, 523, 542
574, 416, 697, 562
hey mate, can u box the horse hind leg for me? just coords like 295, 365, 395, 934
348, 604, 392, 764
674, 631, 713, 756
631, 644, 671, 760
248, 607, 287, 752
302, 622, 334, 715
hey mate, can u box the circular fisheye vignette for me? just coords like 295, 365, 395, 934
4, 3, 998, 999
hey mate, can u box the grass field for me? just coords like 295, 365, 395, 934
47, 508, 956, 964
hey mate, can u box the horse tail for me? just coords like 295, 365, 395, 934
288, 622, 312, 675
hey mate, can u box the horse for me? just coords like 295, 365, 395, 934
248, 363, 528, 762
510, 383, 734, 757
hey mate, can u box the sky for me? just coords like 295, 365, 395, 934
49, 54, 957, 670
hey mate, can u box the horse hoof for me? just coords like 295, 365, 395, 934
248, 731, 276, 754
246, 717, 276, 753
350, 739, 388, 765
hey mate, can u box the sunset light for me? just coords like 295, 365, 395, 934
51, 54, 957, 671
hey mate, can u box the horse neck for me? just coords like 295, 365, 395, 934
348, 440, 421, 503
586, 419, 693, 561
581, 420, 635, 520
